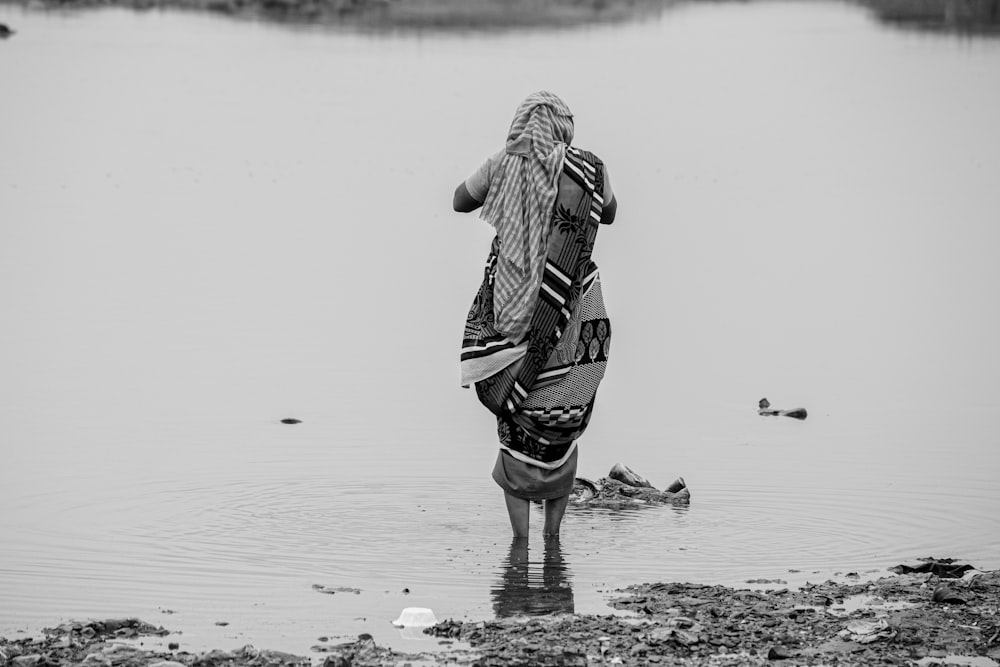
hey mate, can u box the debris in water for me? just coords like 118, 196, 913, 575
758, 397, 807, 420
932, 584, 969, 604
312, 584, 361, 595
890, 557, 977, 579
571, 464, 689, 507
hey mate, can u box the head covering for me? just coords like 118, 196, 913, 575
481, 91, 575, 339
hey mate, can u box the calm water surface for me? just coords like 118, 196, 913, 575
1, 1, 999, 656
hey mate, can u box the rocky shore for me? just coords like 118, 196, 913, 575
3, 562, 997, 667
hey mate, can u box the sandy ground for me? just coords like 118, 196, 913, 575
3, 561, 998, 667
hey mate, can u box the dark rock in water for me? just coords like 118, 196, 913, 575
280, 418, 302, 424
0, 24, 15, 38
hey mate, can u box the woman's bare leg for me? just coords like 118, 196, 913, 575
503, 492, 530, 537
543, 494, 570, 536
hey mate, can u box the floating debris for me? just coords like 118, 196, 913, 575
758, 397, 808, 420
890, 557, 977, 578
571, 463, 689, 507
312, 584, 361, 595
392, 608, 438, 628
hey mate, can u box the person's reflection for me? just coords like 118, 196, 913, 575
491, 536, 574, 617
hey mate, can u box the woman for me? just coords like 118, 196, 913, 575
454, 91, 617, 538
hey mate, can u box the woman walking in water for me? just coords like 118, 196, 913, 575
453, 91, 617, 538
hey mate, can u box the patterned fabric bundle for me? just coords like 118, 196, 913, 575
462, 145, 610, 465
480, 91, 575, 340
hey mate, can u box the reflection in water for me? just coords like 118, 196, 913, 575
572, 502, 690, 525
492, 537, 574, 618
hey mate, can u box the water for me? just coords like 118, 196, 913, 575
1, 0, 999, 657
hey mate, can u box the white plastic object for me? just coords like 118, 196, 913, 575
391, 607, 438, 628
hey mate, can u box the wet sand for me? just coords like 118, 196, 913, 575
4, 564, 997, 667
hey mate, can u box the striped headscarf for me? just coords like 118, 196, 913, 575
481, 91, 575, 340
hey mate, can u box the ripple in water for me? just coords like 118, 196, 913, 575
4, 466, 997, 655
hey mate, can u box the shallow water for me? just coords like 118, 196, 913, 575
1, 0, 999, 657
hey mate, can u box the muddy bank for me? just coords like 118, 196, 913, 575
3, 563, 998, 667
429, 566, 1000, 666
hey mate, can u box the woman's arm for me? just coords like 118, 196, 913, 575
600, 196, 617, 225
453, 182, 484, 213
599, 166, 617, 224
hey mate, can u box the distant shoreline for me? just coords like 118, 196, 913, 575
2, 564, 997, 667
1, 0, 998, 33
0, 0, 680, 30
